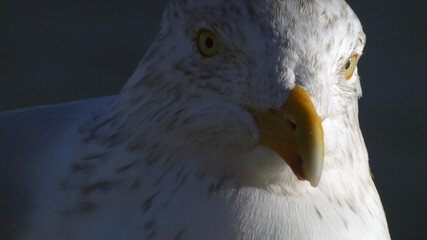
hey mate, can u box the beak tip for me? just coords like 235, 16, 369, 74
303, 156, 323, 187
306, 166, 322, 187
308, 176, 320, 187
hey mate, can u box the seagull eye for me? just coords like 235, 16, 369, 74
343, 54, 358, 80
197, 29, 219, 58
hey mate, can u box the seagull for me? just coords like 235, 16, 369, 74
0, 0, 391, 239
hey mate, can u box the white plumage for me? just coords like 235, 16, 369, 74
0, 0, 390, 239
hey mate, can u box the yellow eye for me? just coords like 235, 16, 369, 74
197, 29, 219, 58
343, 54, 358, 80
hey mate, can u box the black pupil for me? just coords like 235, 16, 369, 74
345, 60, 351, 69
205, 37, 214, 48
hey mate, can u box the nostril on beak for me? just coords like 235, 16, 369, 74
288, 120, 297, 131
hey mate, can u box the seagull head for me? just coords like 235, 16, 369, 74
118, 0, 366, 187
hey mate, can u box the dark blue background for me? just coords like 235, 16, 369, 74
0, 1, 425, 238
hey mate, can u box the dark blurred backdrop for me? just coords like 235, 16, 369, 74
0, 0, 425, 239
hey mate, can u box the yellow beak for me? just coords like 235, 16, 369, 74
249, 86, 324, 187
